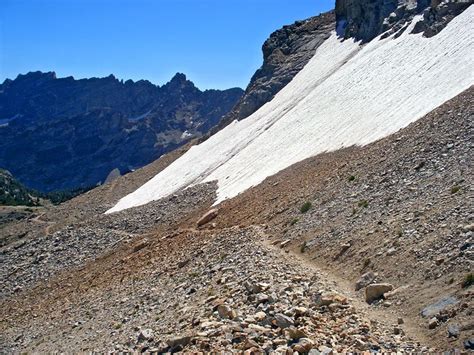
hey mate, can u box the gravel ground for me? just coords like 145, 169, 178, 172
0, 226, 427, 353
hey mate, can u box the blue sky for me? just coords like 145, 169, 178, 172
0, 0, 334, 90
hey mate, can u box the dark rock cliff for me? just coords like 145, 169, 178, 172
0, 72, 243, 192
335, 0, 472, 42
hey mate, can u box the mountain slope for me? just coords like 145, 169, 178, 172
108, 5, 474, 213
0, 72, 243, 192
1, 87, 471, 352
0, 169, 39, 207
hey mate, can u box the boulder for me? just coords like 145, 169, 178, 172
167, 335, 192, 349
197, 209, 218, 227
365, 283, 394, 303
421, 296, 458, 317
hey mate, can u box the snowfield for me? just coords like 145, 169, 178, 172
107, 7, 474, 214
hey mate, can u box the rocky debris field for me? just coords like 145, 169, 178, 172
0, 182, 216, 298
0, 226, 427, 352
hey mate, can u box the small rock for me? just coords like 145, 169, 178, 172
177, 259, 189, 268
397, 317, 404, 325
355, 271, 377, 291
428, 317, 438, 329
334, 243, 351, 259
217, 304, 236, 319
464, 339, 474, 350
274, 313, 294, 328
138, 328, 154, 342
319, 345, 333, 355
315, 292, 347, 306
421, 296, 458, 317
132, 239, 148, 253
242, 339, 259, 350
288, 327, 309, 340
244, 281, 269, 294
255, 293, 270, 304
255, 311, 266, 321
447, 324, 460, 338
293, 338, 314, 352
248, 324, 271, 333
462, 224, 474, 233
168, 335, 192, 349
354, 338, 367, 350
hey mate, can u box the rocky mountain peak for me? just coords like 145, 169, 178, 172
0, 72, 243, 192
164, 72, 194, 91
170, 72, 187, 83
17, 71, 57, 81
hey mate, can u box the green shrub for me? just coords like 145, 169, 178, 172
462, 273, 474, 288
300, 241, 307, 253
358, 200, 369, 208
348, 175, 356, 182
300, 202, 312, 213
290, 218, 299, 226
450, 185, 460, 194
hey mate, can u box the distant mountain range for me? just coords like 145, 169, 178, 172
0, 72, 243, 192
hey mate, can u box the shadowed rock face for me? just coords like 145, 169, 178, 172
208, 11, 335, 134
0, 72, 243, 192
335, 0, 472, 42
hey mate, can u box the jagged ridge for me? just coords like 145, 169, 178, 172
0, 72, 243, 192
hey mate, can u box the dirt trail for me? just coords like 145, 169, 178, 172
255, 226, 431, 348
266, 237, 430, 346
30, 213, 56, 236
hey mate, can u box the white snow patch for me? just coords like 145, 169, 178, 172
180, 130, 193, 140
128, 110, 152, 122
107, 7, 474, 214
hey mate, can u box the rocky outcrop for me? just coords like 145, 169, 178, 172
412, 0, 473, 37
335, 0, 473, 42
208, 11, 335, 134
0, 72, 243, 192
